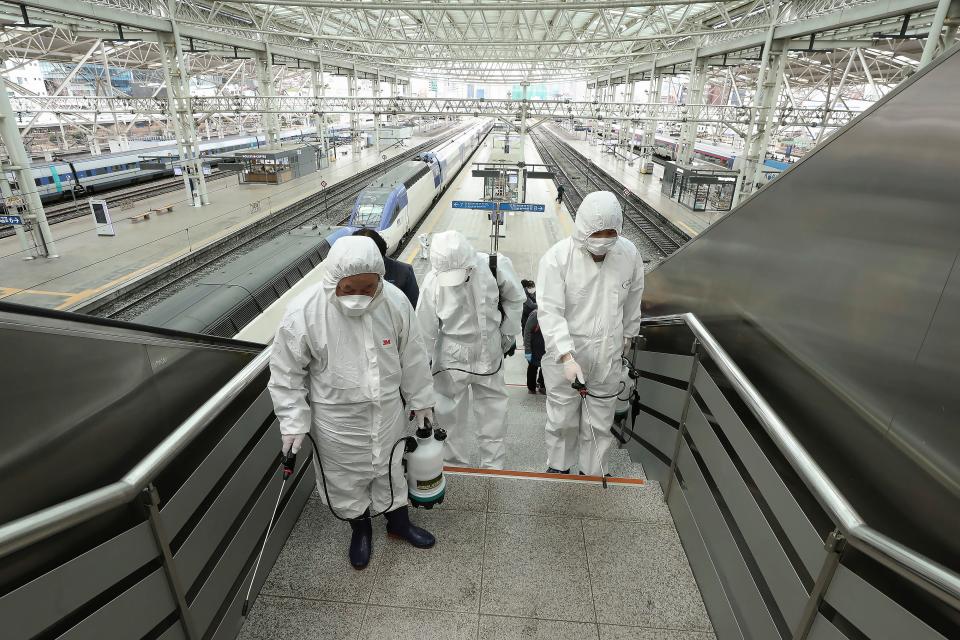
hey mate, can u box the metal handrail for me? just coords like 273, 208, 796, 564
641, 312, 960, 612
0, 348, 272, 560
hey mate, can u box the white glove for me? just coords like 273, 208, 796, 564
281, 433, 305, 455
501, 333, 515, 353
623, 337, 632, 354
414, 408, 434, 429
562, 357, 585, 384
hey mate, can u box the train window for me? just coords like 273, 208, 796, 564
355, 203, 384, 227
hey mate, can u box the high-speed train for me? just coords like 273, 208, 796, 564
326, 119, 492, 254
130, 119, 491, 337
30, 127, 318, 202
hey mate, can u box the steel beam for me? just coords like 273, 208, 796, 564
13, 0, 408, 84
7, 94, 858, 129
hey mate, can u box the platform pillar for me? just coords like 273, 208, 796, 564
374, 68, 381, 158
737, 39, 787, 204
0, 76, 58, 257
311, 60, 328, 165
349, 71, 361, 155
100, 42, 123, 144
158, 3, 209, 206
733, 0, 782, 206
677, 54, 706, 166
641, 56, 662, 170
919, 0, 959, 68
255, 47, 280, 146
623, 73, 635, 160
519, 80, 529, 202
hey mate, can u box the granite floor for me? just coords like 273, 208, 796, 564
240, 473, 715, 640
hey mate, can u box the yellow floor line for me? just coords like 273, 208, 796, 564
0, 286, 74, 298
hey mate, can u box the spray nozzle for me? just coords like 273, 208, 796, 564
572, 380, 588, 397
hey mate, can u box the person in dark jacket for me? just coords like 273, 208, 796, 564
520, 278, 537, 330
555, 184, 565, 204
353, 228, 419, 307
523, 309, 546, 394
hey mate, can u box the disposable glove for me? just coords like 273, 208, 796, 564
501, 334, 516, 355
623, 336, 632, 354
562, 356, 585, 384
524, 353, 533, 363
414, 408, 434, 429
281, 433, 305, 455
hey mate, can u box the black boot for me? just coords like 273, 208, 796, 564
385, 506, 435, 549
348, 511, 372, 570
546, 467, 570, 474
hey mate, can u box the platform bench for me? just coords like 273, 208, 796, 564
150, 203, 175, 215
130, 212, 151, 223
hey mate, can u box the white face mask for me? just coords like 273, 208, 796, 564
338, 294, 373, 316
584, 236, 617, 256
526, 287, 536, 295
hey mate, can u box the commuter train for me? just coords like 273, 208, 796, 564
130, 119, 491, 337
645, 134, 738, 167
29, 127, 318, 202
327, 119, 492, 254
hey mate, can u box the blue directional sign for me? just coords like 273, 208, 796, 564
498, 202, 546, 213
0, 214, 24, 225
453, 200, 546, 213
452, 200, 496, 210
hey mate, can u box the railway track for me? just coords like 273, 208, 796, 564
530, 128, 687, 260
84, 125, 465, 321
0, 170, 237, 239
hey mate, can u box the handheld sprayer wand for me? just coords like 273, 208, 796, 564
571, 378, 625, 489
242, 452, 297, 616
242, 414, 441, 617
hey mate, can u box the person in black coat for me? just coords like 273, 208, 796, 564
520, 278, 537, 330
352, 228, 419, 308
523, 309, 546, 393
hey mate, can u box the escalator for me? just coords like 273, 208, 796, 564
0, 302, 310, 640
628, 43, 960, 638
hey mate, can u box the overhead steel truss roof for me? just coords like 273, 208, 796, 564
0, 0, 940, 85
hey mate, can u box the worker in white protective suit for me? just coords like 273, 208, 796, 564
536, 191, 644, 476
417, 230, 525, 469
268, 236, 437, 571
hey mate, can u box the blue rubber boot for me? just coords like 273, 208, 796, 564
348, 510, 372, 570
385, 506, 435, 548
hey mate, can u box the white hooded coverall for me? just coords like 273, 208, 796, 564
536, 192, 645, 474
417, 230, 524, 469
268, 236, 435, 519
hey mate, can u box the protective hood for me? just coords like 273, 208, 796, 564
572, 191, 623, 245
429, 230, 476, 286
323, 236, 386, 288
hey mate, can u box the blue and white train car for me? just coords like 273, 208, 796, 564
332, 120, 491, 254
28, 127, 317, 202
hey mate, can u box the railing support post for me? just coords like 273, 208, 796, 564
142, 484, 200, 640
793, 528, 846, 639
665, 338, 700, 500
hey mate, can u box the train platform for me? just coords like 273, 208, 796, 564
241, 130, 714, 640
0, 125, 459, 311
546, 123, 713, 237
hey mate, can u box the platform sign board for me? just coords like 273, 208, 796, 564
453, 200, 497, 211
498, 202, 545, 213
89, 199, 116, 236
0, 214, 24, 225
